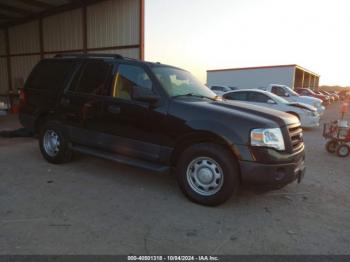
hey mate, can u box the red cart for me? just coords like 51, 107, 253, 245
323, 120, 350, 157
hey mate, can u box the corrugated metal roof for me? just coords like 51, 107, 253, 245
39, 0, 71, 6
207, 64, 298, 72
0, 0, 48, 12
0, 0, 105, 28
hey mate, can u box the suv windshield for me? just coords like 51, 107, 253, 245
152, 66, 216, 98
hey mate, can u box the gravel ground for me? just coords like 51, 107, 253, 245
0, 102, 350, 255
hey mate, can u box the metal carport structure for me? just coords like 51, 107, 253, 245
0, 0, 144, 106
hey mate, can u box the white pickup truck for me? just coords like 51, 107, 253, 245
259, 84, 325, 115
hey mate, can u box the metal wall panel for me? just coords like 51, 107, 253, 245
89, 48, 139, 59
0, 0, 44, 12
0, 30, 6, 56
0, 58, 8, 95
1, 0, 143, 96
9, 21, 40, 55
43, 8, 83, 52
10, 55, 40, 92
44, 51, 84, 59
87, 0, 140, 49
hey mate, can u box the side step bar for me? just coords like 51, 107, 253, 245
70, 144, 170, 173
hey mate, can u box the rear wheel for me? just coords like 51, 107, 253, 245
175, 143, 239, 206
39, 122, 72, 164
325, 140, 338, 153
336, 144, 350, 157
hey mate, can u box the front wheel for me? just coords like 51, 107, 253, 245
175, 143, 239, 206
336, 144, 350, 158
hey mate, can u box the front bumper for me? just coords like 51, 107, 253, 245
239, 156, 305, 187
301, 115, 320, 128
235, 144, 306, 188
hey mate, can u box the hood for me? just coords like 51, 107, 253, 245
168, 98, 301, 146
318, 94, 330, 101
288, 102, 317, 112
169, 97, 299, 128
218, 100, 299, 126
297, 95, 322, 104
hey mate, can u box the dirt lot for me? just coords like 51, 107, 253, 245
1, 102, 350, 255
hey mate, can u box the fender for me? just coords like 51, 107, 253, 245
185, 119, 245, 146
175, 119, 253, 162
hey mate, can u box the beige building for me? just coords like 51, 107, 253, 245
207, 64, 320, 91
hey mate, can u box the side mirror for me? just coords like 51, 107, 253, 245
132, 85, 160, 104
284, 93, 290, 97
267, 99, 276, 104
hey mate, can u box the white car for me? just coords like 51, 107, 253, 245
210, 85, 237, 96
259, 84, 325, 116
223, 89, 320, 128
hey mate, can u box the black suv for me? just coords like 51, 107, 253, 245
19, 54, 305, 206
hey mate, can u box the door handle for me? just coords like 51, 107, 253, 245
84, 103, 92, 108
108, 105, 121, 114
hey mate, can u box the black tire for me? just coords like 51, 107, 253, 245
336, 144, 350, 158
39, 122, 73, 164
325, 140, 338, 153
175, 143, 240, 206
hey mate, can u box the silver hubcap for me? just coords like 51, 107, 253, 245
186, 157, 224, 196
43, 130, 61, 157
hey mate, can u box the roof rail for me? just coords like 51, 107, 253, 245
122, 56, 138, 61
54, 53, 124, 59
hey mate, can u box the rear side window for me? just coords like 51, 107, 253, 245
70, 61, 112, 95
25, 60, 75, 91
271, 86, 286, 96
225, 92, 247, 101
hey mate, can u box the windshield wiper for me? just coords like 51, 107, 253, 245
172, 93, 217, 101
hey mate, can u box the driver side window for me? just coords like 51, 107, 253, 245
112, 64, 154, 101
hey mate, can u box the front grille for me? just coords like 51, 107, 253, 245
288, 124, 304, 151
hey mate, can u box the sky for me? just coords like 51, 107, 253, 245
145, 0, 350, 86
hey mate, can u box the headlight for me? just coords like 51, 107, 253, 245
250, 128, 285, 151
